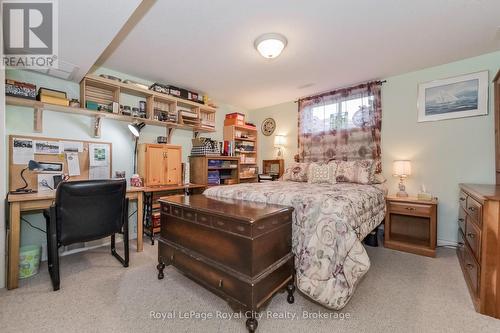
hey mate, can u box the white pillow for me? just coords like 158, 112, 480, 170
308, 163, 337, 184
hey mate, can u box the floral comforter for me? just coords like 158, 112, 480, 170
204, 181, 386, 310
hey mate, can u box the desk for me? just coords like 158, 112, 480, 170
6, 187, 144, 290
142, 184, 206, 244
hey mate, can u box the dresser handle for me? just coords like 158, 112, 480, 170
170, 254, 175, 262
468, 207, 475, 212
218, 279, 223, 288
458, 218, 464, 222
466, 263, 474, 270
459, 197, 466, 202
467, 232, 475, 239
405, 207, 416, 211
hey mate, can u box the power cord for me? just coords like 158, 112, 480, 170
128, 210, 137, 219
21, 217, 46, 234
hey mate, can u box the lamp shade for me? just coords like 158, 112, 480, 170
393, 160, 411, 177
128, 122, 145, 137
274, 135, 286, 146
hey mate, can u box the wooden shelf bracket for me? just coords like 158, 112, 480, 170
33, 106, 43, 132
93, 115, 102, 138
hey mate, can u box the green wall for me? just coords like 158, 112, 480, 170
249, 50, 500, 244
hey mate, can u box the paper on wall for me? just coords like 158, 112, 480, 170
12, 138, 34, 164
37, 173, 58, 192
34, 140, 62, 154
61, 141, 83, 153
89, 165, 110, 180
66, 152, 80, 176
89, 143, 109, 167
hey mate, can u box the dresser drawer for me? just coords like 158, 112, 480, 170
463, 242, 479, 297
459, 191, 467, 210
389, 202, 432, 217
465, 217, 482, 262
458, 208, 466, 234
466, 197, 482, 227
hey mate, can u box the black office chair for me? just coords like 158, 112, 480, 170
43, 179, 129, 291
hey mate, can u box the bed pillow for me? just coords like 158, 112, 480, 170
332, 159, 376, 185
372, 173, 387, 184
308, 162, 337, 184
282, 162, 310, 182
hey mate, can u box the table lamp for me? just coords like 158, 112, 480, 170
274, 135, 286, 158
393, 160, 411, 197
11, 160, 43, 194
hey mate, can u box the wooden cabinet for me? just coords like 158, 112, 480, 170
138, 144, 182, 186
457, 184, 500, 318
263, 159, 285, 178
495, 70, 500, 184
189, 156, 240, 186
384, 196, 437, 257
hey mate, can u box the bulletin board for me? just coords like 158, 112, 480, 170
8, 135, 113, 192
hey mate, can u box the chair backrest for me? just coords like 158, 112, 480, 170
55, 179, 127, 245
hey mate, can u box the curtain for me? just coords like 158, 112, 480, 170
297, 81, 383, 172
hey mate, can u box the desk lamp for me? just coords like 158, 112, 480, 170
11, 160, 43, 194
128, 122, 145, 174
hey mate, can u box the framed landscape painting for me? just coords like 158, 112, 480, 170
417, 71, 489, 122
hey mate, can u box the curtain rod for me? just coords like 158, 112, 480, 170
294, 80, 387, 103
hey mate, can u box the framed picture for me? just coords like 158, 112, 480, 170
417, 71, 489, 122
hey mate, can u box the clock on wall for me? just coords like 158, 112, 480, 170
261, 118, 276, 136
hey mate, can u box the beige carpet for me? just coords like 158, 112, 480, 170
1, 241, 500, 333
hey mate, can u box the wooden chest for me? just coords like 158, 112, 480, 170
157, 195, 295, 332
457, 184, 500, 318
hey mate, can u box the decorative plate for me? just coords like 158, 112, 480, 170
261, 118, 276, 136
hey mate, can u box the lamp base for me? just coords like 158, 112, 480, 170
396, 191, 409, 197
10, 188, 38, 195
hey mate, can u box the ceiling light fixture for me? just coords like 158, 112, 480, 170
254, 33, 287, 59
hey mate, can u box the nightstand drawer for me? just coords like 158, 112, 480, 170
389, 202, 432, 217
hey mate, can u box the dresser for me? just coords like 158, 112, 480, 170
457, 184, 500, 318
157, 195, 295, 332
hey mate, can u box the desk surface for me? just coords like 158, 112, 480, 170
7, 186, 144, 202
7, 184, 206, 202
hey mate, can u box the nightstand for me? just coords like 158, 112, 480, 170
384, 196, 438, 257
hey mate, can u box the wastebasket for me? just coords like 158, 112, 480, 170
19, 245, 41, 279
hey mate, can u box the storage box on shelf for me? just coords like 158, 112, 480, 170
224, 119, 258, 183
190, 156, 240, 186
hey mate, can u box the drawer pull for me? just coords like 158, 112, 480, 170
218, 279, 223, 288
459, 197, 466, 202
236, 226, 245, 232
170, 254, 175, 262
468, 207, 476, 212
405, 207, 416, 211
216, 221, 225, 226
467, 232, 476, 239
458, 218, 464, 222
466, 263, 474, 270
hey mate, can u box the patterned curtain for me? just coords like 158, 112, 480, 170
297, 81, 383, 172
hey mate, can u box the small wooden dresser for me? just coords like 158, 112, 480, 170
157, 195, 295, 332
457, 184, 500, 318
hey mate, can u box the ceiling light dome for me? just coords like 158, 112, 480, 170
254, 33, 287, 59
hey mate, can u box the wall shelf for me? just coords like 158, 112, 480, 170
6, 96, 216, 138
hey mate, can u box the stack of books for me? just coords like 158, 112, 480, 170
37, 88, 69, 106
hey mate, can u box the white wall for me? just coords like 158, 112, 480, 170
1, 66, 6, 289
248, 50, 500, 244
5, 68, 247, 257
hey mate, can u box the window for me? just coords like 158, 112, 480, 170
305, 96, 375, 134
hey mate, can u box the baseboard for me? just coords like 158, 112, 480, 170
437, 239, 458, 247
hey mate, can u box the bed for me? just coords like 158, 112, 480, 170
204, 180, 386, 310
